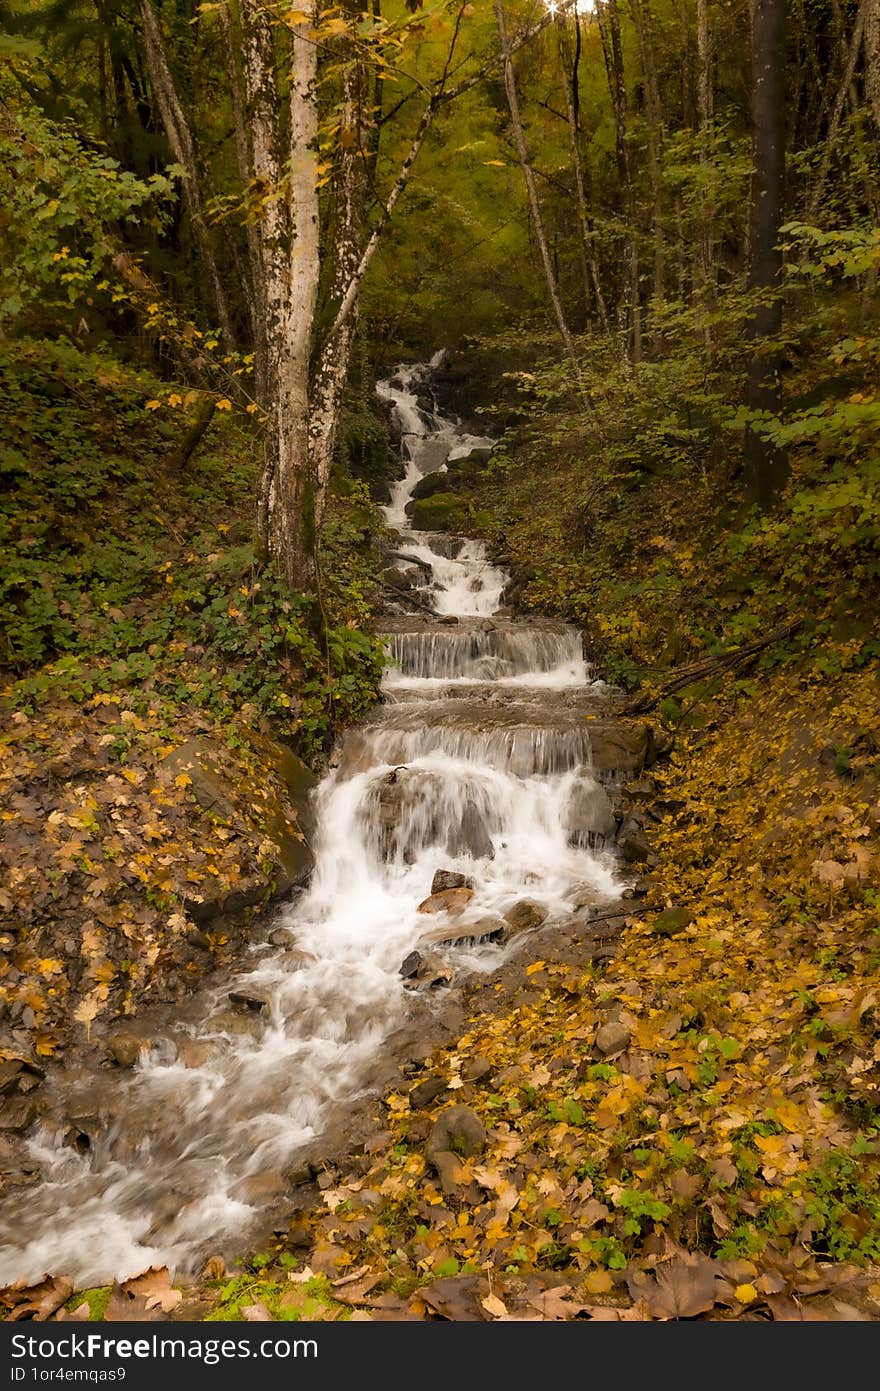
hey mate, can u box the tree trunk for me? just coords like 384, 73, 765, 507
630, 0, 665, 335
597, 0, 641, 362
139, 0, 235, 348
806, 0, 869, 220
269, 1, 322, 590
494, 0, 576, 360
744, 0, 788, 507
556, 15, 611, 338
696, 0, 714, 347
867, 0, 880, 129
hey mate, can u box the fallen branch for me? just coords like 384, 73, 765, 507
622, 618, 804, 715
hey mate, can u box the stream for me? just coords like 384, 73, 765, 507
0, 358, 623, 1288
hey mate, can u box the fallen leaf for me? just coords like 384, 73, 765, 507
626, 1252, 719, 1320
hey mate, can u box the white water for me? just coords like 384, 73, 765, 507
0, 358, 620, 1288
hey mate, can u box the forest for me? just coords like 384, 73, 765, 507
1, 0, 879, 1329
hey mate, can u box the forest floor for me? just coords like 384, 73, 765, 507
165, 391, 880, 1324
0, 341, 385, 1079
3, 353, 879, 1324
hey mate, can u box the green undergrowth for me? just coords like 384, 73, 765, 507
0, 338, 387, 760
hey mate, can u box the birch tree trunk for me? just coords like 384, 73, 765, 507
270, 2, 321, 589
139, 0, 235, 348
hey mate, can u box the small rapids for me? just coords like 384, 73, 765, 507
0, 356, 621, 1288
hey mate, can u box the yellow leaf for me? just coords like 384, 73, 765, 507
167, 393, 183, 407
174, 773, 193, 789
525, 960, 545, 976
482, 160, 507, 167
584, 1269, 613, 1294
216, 398, 233, 411
246, 403, 259, 414
734, 1283, 758, 1304
145, 399, 161, 411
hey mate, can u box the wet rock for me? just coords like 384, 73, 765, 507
234, 1170, 286, 1204
616, 817, 651, 864
431, 869, 473, 894
621, 878, 650, 900
185, 927, 212, 951
399, 950, 423, 979
268, 927, 296, 949
410, 470, 454, 503
566, 779, 616, 843
409, 1075, 448, 1109
595, 1020, 631, 1056
426, 1105, 486, 1163
404, 953, 454, 990
0, 1060, 24, 1096
0, 1096, 38, 1134
106, 1032, 146, 1068
447, 804, 494, 860
279, 949, 315, 971
161, 738, 238, 823
417, 886, 474, 916
178, 1040, 214, 1069
287, 1160, 316, 1187
207, 1010, 262, 1038
501, 899, 548, 939
229, 988, 268, 1013
419, 918, 503, 948
653, 906, 694, 937
587, 723, 652, 778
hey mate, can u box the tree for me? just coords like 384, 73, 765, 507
744, 0, 788, 506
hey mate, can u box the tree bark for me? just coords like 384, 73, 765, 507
867, 0, 880, 129
270, 1, 322, 590
495, 0, 576, 360
556, 15, 611, 337
597, 0, 641, 362
139, 0, 235, 348
629, 0, 665, 333
744, 0, 788, 507
806, 0, 869, 220
696, 0, 714, 345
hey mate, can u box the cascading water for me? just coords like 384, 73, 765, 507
0, 358, 621, 1289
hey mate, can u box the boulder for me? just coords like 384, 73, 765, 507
566, 779, 617, 843
105, 1032, 146, 1068
426, 1105, 486, 1163
399, 950, 423, 980
268, 927, 296, 949
406, 493, 466, 532
431, 869, 473, 894
207, 1010, 263, 1038
0, 1097, 38, 1134
410, 470, 453, 503
501, 899, 548, 939
418, 917, 504, 949
229, 988, 268, 1013
233, 1170, 286, 1204
595, 1020, 631, 1056
403, 953, 454, 990
653, 906, 694, 937
587, 723, 652, 778
447, 804, 494, 860
409, 1075, 448, 1109
616, 817, 651, 864
417, 886, 474, 916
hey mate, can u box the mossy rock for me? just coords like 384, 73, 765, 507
406, 492, 469, 532
653, 906, 694, 937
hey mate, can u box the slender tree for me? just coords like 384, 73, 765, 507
744, 0, 788, 506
